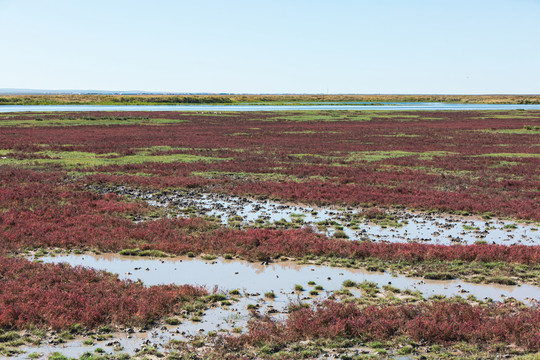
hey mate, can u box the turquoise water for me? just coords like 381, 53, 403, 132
1, 103, 540, 112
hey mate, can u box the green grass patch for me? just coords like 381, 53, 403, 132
283, 130, 344, 134
0, 117, 189, 127
267, 111, 428, 123
119, 248, 169, 257
0, 149, 227, 168
475, 153, 540, 158
379, 132, 420, 137
480, 128, 540, 134
191, 170, 326, 183
345, 150, 455, 162
289, 150, 455, 163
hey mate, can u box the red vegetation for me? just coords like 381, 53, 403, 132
195, 229, 540, 265
0, 257, 206, 330
0, 110, 539, 219
1, 168, 539, 265
228, 300, 540, 351
0, 111, 539, 335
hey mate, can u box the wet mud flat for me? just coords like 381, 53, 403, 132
91, 185, 540, 246
17, 252, 540, 358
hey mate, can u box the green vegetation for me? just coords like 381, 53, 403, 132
119, 248, 169, 257
0, 116, 189, 127
475, 153, 540, 158
164, 317, 181, 325
304, 256, 538, 286
290, 150, 455, 163
345, 150, 455, 162
481, 128, 540, 135
0, 149, 227, 168
333, 230, 349, 238
0, 94, 233, 106
192, 170, 324, 183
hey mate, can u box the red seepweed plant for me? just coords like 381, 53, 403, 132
0, 257, 206, 330
226, 299, 540, 351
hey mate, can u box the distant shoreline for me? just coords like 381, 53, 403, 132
2, 104, 540, 113
1, 94, 540, 106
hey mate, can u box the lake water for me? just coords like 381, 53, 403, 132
1, 103, 540, 112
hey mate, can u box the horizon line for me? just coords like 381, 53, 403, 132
1, 89, 540, 96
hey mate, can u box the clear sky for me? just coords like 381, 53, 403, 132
1, 0, 539, 94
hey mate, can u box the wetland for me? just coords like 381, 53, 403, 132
0, 109, 538, 359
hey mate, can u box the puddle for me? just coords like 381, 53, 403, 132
99, 186, 539, 246
20, 253, 540, 358
38, 253, 540, 303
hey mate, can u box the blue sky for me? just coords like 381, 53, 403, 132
0, 0, 539, 93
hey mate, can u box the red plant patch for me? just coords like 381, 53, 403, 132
1, 168, 539, 265
0, 257, 206, 330
228, 300, 540, 351
1, 110, 539, 219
